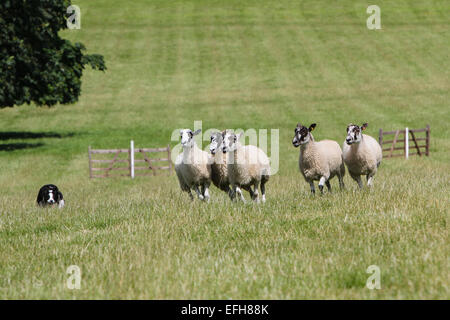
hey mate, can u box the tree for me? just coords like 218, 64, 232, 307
0, 0, 106, 108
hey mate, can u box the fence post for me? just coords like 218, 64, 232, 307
378, 128, 383, 146
426, 124, 430, 156
88, 146, 92, 178
405, 127, 409, 159
167, 144, 172, 175
130, 140, 135, 179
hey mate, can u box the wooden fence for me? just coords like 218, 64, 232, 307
88, 141, 172, 178
379, 125, 430, 159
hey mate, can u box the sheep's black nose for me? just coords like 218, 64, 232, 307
346, 138, 351, 143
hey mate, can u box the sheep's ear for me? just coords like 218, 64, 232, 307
236, 132, 243, 140
309, 123, 316, 132
297, 123, 302, 128
193, 129, 202, 136
361, 123, 368, 131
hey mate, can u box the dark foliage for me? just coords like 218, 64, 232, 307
0, 0, 106, 107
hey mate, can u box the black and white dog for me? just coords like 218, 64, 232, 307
36, 184, 65, 208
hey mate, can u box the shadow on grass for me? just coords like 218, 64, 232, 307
0, 142, 45, 151
0, 131, 77, 152
0, 131, 75, 140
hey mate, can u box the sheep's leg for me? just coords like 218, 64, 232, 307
235, 186, 246, 203
252, 181, 260, 203
242, 185, 254, 199
194, 186, 204, 200
355, 176, 363, 189
202, 184, 210, 202
350, 172, 363, 189
309, 181, 315, 194
338, 174, 345, 190
187, 190, 194, 201
318, 176, 327, 194
366, 175, 374, 187
325, 180, 332, 193
260, 181, 266, 203
230, 184, 240, 202
227, 187, 235, 200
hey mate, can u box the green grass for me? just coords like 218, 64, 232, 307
0, 0, 449, 299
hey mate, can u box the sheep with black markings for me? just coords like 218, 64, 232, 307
292, 123, 345, 194
209, 131, 234, 199
175, 129, 212, 201
222, 130, 270, 203
343, 123, 382, 188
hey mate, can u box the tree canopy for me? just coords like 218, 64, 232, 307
0, 0, 106, 108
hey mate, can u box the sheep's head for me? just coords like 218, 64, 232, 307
346, 123, 367, 145
222, 130, 242, 153
180, 129, 201, 148
209, 131, 223, 155
292, 123, 316, 147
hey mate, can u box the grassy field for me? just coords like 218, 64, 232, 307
0, 0, 448, 299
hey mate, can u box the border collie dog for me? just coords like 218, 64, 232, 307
36, 184, 65, 208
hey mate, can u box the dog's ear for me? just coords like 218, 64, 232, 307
37, 187, 45, 204
57, 191, 64, 202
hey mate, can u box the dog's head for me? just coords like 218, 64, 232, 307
37, 184, 60, 206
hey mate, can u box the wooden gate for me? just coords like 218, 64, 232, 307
378, 125, 430, 159
88, 142, 172, 178
133, 146, 172, 177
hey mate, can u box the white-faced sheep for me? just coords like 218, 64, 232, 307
292, 123, 345, 194
343, 123, 382, 188
209, 131, 234, 199
222, 130, 270, 203
175, 129, 212, 201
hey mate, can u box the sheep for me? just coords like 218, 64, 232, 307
292, 123, 345, 194
221, 130, 270, 203
175, 129, 212, 201
209, 131, 234, 200
342, 123, 382, 188
209, 131, 256, 200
